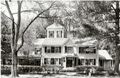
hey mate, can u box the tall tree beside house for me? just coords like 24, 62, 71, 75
3, 1, 55, 77
74, 1, 120, 74
1, 12, 11, 59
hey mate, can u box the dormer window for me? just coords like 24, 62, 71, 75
57, 31, 62, 38
49, 31, 54, 38
47, 23, 64, 38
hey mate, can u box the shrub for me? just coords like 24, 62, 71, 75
42, 64, 64, 74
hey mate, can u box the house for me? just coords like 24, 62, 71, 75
32, 22, 113, 70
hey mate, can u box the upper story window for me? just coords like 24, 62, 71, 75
35, 48, 41, 55
79, 47, 96, 54
65, 46, 73, 53
45, 46, 61, 53
57, 31, 62, 38
49, 31, 54, 38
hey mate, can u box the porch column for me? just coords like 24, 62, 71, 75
41, 57, 44, 66
76, 58, 78, 66
96, 50, 99, 66
63, 57, 66, 68
72, 57, 74, 67
56, 58, 59, 65
83, 59, 86, 65
62, 46, 65, 54
48, 58, 51, 64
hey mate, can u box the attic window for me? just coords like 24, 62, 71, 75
57, 31, 62, 38
49, 31, 54, 38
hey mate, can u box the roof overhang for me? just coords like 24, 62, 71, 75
42, 38, 69, 46
98, 50, 112, 60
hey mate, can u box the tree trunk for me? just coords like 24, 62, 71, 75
11, 47, 18, 77
114, 46, 120, 74
114, 1, 120, 74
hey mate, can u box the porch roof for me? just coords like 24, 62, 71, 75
34, 38, 45, 46
42, 54, 63, 58
98, 50, 112, 60
65, 39, 75, 46
34, 38, 69, 46
42, 38, 69, 46
74, 37, 98, 47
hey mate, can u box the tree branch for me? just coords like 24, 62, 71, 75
1, 12, 17, 25
16, 2, 55, 52
15, 1, 22, 44
5, 1, 15, 46
111, 4, 116, 13
16, 34, 24, 52
5, 1, 14, 20
22, 2, 55, 35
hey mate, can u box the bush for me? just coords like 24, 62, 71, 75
42, 64, 64, 74
1, 65, 43, 74
1, 65, 11, 74
75, 65, 105, 74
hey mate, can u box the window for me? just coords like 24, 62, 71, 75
45, 47, 51, 53
57, 31, 62, 38
45, 46, 61, 53
51, 58, 55, 64
59, 58, 62, 65
49, 31, 54, 38
35, 48, 41, 55
78, 59, 84, 65
44, 58, 48, 64
65, 46, 73, 53
79, 47, 86, 53
51, 47, 55, 53
79, 47, 96, 54
85, 59, 96, 65
55, 47, 61, 53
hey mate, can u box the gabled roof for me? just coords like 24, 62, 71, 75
65, 39, 75, 46
46, 23, 64, 29
98, 50, 112, 60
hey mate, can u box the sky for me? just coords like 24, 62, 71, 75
1, 1, 75, 22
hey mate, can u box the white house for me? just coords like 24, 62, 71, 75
32, 22, 112, 70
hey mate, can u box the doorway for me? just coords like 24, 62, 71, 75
66, 57, 77, 67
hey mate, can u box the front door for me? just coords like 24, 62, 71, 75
66, 57, 72, 67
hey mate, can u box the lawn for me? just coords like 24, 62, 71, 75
1, 74, 120, 78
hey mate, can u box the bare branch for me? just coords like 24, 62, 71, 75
16, 2, 55, 52
1, 12, 17, 25
22, 2, 55, 34
5, 1, 14, 20
15, 1, 22, 44
12, 10, 33, 14
1, 3, 6, 6
16, 35, 24, 53
111, 4, 116, 12
5, 1, 15, 45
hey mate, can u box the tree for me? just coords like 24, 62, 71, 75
74, 1, 120, 74
4, 1, 55, 77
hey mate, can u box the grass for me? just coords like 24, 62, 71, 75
1, 73, 120, 78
